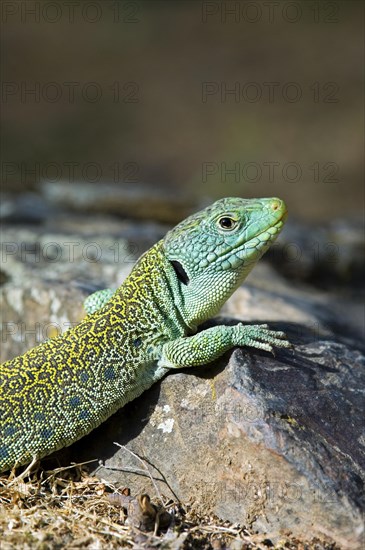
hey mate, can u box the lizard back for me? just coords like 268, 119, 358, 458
0, 241, 184, 472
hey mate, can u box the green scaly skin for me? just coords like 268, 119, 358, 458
0, 197, 290, 473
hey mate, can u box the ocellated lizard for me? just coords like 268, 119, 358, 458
0, 197, 290, 473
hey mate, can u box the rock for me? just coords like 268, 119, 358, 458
73, 342, 363, 548
106, 492, 172, 533
2, 209, 364, 548
59, 278, 364, 549
0, 219, 166, 361
0, 282, 86, 362
225, 262, 365, 342
41, 181, 196, 223
268, 218, 364, 290
0, 192, 56, 224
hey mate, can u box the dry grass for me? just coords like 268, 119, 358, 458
0, 463, 338, 549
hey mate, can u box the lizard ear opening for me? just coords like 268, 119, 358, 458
170, 260, 190, 285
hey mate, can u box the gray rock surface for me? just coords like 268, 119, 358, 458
41, 180, 196, 223
67, 301, 364, 549
0, 218, 164, 361
268, 218, 364, 290
1, 201, 364, 548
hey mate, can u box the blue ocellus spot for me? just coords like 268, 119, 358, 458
0, 446, 9, 459
79, 409, 90, 420
4, 425, 16, 437
104, 367, 115, 380
40, 428, 53, 440
34, 412, 45, 422
69, 396, 81, 407
80, 371, 89, 383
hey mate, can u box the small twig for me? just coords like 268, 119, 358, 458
113, 443, 166, 506
7, 456, 39, 487
101, 466, 163, 478
41, 459, 98, 485
58, 504, 129, 536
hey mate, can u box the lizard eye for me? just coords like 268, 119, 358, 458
217, 216, 238, 231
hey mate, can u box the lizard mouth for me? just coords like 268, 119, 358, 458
242, 205, 287, 248
244, 217, 285, 250
217, 213, 287, 268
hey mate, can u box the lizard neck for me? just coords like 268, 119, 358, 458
113, 241, 191, 337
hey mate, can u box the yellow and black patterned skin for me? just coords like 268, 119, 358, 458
0, 243, 181, 471
0, 197, 290, 472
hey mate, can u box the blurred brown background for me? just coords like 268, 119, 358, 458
1, 0, 363, 222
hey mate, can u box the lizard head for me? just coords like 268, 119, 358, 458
163, 197, 287, 328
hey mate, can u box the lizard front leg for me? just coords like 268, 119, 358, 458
158, 323, 291, 369
83, 289, 116, 315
